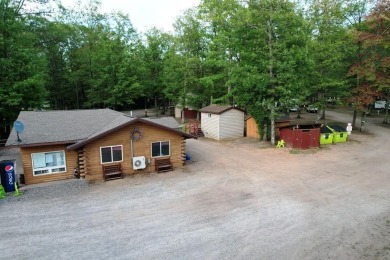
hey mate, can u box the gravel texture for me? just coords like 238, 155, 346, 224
0, 109, 389, 259
3, 179, 90, 202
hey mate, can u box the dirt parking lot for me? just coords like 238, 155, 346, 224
0, 110, 389, 259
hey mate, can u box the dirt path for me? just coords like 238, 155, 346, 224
183, 109, 390, 259
0, 110, 389, 259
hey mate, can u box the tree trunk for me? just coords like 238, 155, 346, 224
268, 9, 275, 145
262, 124, 266, 142
360, 111, 367, 131
352, 109, 357, 127
270, 108, 275, 145
181, 110, 185, 124
321, 108, 326, 120
383, 98, 389, 124
384, 108, 389, 124
181, 96, 186, 124
154, 95, 158, 117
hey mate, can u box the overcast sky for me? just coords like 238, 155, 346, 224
61, 0, 201, 32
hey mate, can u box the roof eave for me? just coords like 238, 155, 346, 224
12, 140, 81, 148
67, 118, 141, 150
137, 118, 196, 139
67, 117, 197, 151
200, 106, 246, 115
199, 108, 230, 115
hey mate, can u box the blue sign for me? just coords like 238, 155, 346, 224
1, 161, 16, 192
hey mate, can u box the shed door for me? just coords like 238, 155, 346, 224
301, 130, 311, 149
310, 131, 320, 148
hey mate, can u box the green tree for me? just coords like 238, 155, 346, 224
143, 28, 172, 115
306, 0, 351, 119
232, 0, 312, 143
60, 2, 143, 109
343, 0, 371, 127
199, 0, 242, 105
349, 0, 390, 124
164, 8, 209, 121
0, 0, 48, 137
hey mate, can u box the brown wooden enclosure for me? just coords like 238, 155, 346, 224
246, 116, 290, 139
183, 109, 198, 120
245, 116, 260, 139
279, 124, 321, 149
20, 144, 78, 185
275, 121, 290, 137
82, 122, 186, 181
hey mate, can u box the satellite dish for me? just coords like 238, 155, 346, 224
14, 120, 25, 142
14, 121, 25, 133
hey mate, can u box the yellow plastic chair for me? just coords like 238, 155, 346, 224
276, 140, 285, 148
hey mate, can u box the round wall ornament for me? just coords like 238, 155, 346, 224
131, 128, 142, 141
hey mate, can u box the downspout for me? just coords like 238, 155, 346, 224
130, 138, 134, 164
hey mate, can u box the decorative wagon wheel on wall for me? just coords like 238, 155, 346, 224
131, 128, 142, 141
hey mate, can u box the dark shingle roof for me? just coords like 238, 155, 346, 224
67, 116, 194, 150
6, 109, 123, 146
144, 117, 180, 130
199, 105, 245, 115
6, 109, 195, 148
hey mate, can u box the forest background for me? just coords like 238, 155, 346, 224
1, 0, 389, 142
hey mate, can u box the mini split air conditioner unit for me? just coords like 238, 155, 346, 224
133, 156, 146, 170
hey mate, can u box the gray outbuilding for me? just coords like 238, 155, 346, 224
199, 105, 245, 140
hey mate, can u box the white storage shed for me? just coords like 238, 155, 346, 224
199, 105, 245, 140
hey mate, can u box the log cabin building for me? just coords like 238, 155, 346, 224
6, 109, 195, 185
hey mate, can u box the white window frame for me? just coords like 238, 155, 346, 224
31, 150, 67, 176
151, 141, 171, 158
100, 145, 123, 164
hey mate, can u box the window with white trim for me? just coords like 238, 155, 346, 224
31, 151, 66, 176
100, 145, 123, 164
151, 141, 170, 157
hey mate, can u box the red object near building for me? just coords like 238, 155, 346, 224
279, 124, 321, 149
183, 109, 198, 120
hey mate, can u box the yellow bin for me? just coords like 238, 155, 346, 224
320, 126, 334, 145
327, 125, 348, 143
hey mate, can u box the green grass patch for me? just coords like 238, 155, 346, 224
289, 148, 321, 154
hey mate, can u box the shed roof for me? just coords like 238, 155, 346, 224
6, 109, 194, 148
245, 115, 291, 122
279, 123, 322, 130
276, 115, 291, 123
199, 105, 245, 115
144, 117, 180, 130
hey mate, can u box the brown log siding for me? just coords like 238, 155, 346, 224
20, 145, 78, 185
20, 122, 187, 184
83, 122, 186, 181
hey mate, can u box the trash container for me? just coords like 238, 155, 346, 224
320, 126, 334, 145
0, 160, 16, 192
327, 125, 348, 143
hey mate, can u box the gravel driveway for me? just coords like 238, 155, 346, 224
0, 110, 389, 259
